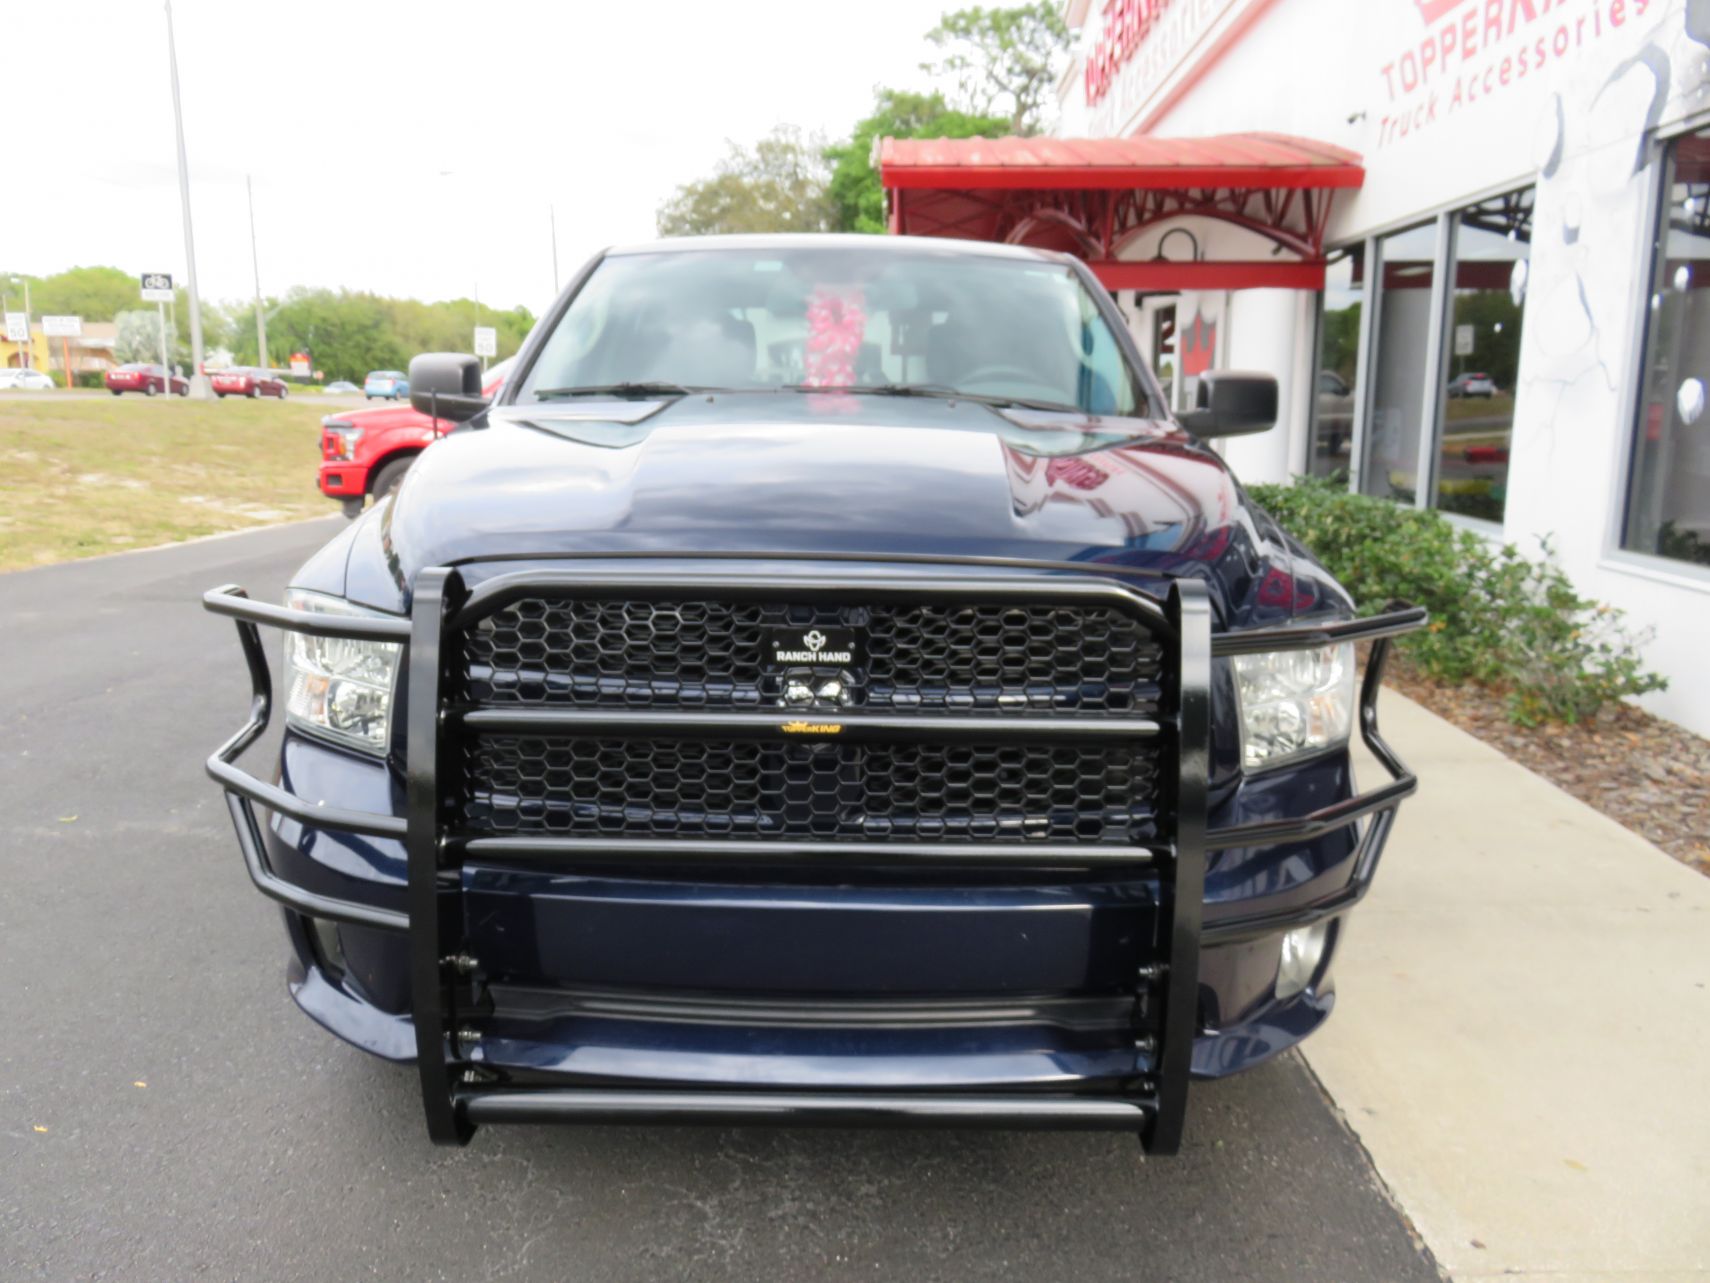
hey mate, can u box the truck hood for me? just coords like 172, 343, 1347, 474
322, 392, 1347, 627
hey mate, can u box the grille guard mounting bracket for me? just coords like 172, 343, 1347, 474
201, 569, 1424, 1153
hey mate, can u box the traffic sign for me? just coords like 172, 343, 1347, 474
473, 325, 497, 358
140, 272, 174, 302
42, 315, 82, 337
1454, 323, 1475, 356
3, 313, 27, 342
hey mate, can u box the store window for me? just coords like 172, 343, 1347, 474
1311, 246, 1362, 478
1361, 223, 1437, 503
1438, 188, 1532, 523
1626, 129, 1710, 569
1153, 303, 1177, 409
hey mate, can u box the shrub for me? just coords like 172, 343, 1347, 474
1249, 476, 1666, 725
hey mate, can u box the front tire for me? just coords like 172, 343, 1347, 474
368, 456, 414, 505
278, 386, 288, 399
145, 384, 157, 397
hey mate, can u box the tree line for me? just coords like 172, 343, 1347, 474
657, 4, 1067, 238
0, 263, 533, 383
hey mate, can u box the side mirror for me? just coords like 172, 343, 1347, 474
1179, 370, 1278, 438
409, 353, 488, 422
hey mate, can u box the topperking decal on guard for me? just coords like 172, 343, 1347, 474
767, 625, 862, 666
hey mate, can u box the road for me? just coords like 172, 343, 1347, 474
0, 521, 1442, 1282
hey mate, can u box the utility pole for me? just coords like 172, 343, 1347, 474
550, 204, 560, 293
164, 0, 210, 398
246, 174, 268, 371
8, 276, 34, 369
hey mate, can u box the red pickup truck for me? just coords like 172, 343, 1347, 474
317, 357, 510, 516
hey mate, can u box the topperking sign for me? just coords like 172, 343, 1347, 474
1080, 0, 1653, 145
1376, 0, 1653, 149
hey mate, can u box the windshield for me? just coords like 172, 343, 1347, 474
517, 245, 1151, 416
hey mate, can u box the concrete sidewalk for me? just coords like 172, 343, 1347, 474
1310, 692, 1710, 1282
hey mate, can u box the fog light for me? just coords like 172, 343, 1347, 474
307, 915, 346, 977
1276, 920, 1330, 1000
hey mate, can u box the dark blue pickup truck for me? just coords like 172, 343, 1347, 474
204, 235, 1422, 1152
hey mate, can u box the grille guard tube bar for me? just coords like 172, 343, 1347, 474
202, 585, 410, 932
1202, 604, 1427, 946
201, 577, 1422, 1152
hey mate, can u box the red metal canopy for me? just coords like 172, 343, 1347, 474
879, 133, 1364, 291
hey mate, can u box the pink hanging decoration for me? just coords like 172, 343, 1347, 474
802, 288, 867, 389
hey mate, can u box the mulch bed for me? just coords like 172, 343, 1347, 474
1387, 661, 1710, 875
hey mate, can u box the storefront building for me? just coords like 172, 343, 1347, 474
883, 0, 1710, 735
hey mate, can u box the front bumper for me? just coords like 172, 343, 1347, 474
317, 461, 367, 497
204, 565, 1423, 1151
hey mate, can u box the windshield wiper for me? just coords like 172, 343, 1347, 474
785, 383, 1084, 416
533, 382, 706, 400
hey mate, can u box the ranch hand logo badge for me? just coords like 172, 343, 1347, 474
768, 626, 861, 666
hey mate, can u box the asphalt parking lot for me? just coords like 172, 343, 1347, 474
1, 520, 1443, 1282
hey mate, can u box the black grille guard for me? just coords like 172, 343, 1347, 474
202, 565, 1425, 1153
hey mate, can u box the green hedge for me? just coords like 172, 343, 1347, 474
1249, 476, 1665, 725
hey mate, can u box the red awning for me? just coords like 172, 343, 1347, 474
880, 133, 1363, 191
879, 132, 1364, 291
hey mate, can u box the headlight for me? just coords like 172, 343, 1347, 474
322, 421, 360, 460
283, 589, 401, 755
1234, 642, 1356, 770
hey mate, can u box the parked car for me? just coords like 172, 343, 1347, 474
212, 368, 289, 399
323, 380, 361, 394
1447, 371, 1497, 398
201, 235, 1424, 1155
1316, 369, 1354, 456
363, 370, 409, 400
319, 357, 513, 517
0, 368, 57, 390
105, 363, 187, 396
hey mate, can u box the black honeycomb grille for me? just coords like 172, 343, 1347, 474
461, 598, 1162, 715
461, 736, 1161, 845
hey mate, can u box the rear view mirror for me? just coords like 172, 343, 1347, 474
410, 353, 488, 422
1179, 370, 1278, 438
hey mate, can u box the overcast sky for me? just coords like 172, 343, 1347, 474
3, 0, 947, 317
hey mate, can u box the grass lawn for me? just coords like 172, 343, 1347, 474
1444, 391, 1515, 422
0, 392, 336, 572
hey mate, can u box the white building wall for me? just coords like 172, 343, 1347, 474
1219, 289, 1314, 480
1061, 0, 1710, 734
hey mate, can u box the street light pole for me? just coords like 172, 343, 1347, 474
163, 0, 210, 398
20, 278, 31, 370
246, 174, 269, 371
